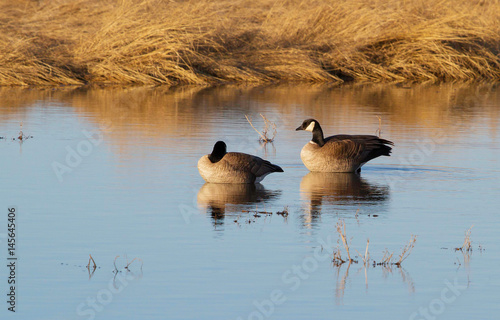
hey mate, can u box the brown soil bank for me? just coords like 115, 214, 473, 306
1, 0, 499, 86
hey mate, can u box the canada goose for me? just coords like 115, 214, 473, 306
296, 119, 394, 173
198, 141, 284, 183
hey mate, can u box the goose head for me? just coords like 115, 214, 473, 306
296, 119, 319, 132
296, 119, 325, 146
208, 141, 227, 163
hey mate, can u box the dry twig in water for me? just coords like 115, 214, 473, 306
245, 114, 277, 143
114, 255, 144, 272
333, 219, 416, 268
332, 247, 345, 266
355, 239, 370, 265
87, 254, 97, 269
276, 206, 289, 218
395, 235, 417, 266
376, 115, 383, 137
125, 257, 144, 270
16, 122, 33, 141
113, 255, 120, 272
336, 220, 354, 263
380, 249, 394, 265
455, 225, 473, 252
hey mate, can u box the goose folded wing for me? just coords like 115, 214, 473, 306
326, 135, 393, 161
251, 159, 283, 177
324, 137, 366, 160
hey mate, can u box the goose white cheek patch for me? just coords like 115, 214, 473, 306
305, 121, 315, 132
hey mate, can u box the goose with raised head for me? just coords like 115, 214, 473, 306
296, 119, 394, 173
198, 141, 284, 183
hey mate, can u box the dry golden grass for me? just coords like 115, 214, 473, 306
1, 0, 499, 85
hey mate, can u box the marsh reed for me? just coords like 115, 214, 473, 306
1, 0, 499, 86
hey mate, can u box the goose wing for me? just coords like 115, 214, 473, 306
224, 153, 283, 178
324, 135, 393, 162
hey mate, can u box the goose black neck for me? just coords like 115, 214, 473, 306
311, 125, 325, 147
208, 141, 227, 163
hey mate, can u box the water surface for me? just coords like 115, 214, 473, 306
0, 84, 499, 319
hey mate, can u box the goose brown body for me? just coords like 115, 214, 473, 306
296, 119, 393, 173
198, 141, 284, 183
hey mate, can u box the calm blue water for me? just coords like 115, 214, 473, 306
0, 84, 499, 319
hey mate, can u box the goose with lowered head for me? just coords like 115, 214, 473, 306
198, 141, 284, 183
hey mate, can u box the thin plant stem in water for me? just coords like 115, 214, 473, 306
336, 220, 354, 263
455, 225, 474, 252
87, 254, 97, 269
395, 235, 417, 266
245, 114, 277, 143
376, 115, 382, 137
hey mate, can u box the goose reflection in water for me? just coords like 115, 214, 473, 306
197, 183, 281, 228
300, 172, 389, 226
